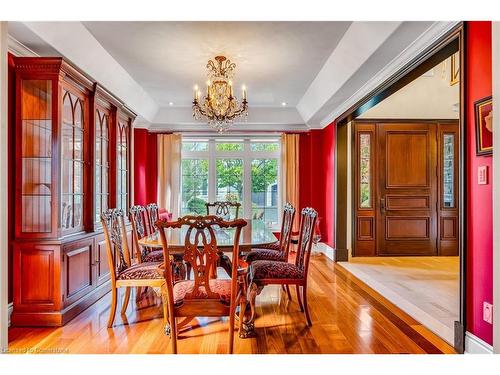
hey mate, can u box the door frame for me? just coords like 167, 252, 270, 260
334, 23, 466, 352
351, 119, 459, 257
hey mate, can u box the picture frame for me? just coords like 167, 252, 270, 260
474, 96, 493, 155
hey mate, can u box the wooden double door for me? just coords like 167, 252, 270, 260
353, 121, 459, 257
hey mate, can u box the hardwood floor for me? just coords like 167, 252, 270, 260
339, 256, 459, 345
8, 254, 456, 354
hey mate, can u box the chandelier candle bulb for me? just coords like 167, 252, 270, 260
193, 85, 199, 101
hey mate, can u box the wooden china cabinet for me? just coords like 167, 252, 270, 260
11, 57, 135, 326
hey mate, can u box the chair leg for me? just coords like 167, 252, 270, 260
228, 301, 236, 354
285, 285, 292, 302
171, 317, 178, 354
296, 285, 304, 312
135, 287, 142, 303
302, 284, 312, 326
161, 287, 170, 335
107, 287, 118, 328
121, 287, 131, 315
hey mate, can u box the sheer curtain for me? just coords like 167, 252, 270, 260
280, 134, 300, 232
157, 133, 182, 218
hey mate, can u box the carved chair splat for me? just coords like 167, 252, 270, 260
156, 215, 247, 354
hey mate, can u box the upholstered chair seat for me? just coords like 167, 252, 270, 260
172, 279, 232, 306
245, 248, 285, 263
252, 241, 280, 251
117, 262, 164, 280
248, 260, 303, 281
143, 250, 164, 263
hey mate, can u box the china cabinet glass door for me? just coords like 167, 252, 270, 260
20, 80, 53, 233
61, 90, 85, 233
95, 108, 109, 223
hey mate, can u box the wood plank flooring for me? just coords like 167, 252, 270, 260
8, 254, 456, 354
339, 256, 459, 344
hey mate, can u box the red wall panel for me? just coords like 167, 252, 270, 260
466, 21, 493, 345
133, 128, 158, 205
300, 124, 335, 248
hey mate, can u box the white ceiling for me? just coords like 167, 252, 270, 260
8, 21, 459, 131
82, 21, 351, 108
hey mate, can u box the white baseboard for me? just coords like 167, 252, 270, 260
465, 332, 493, 354
8, 302, 12, 327
314, 242, 334, 261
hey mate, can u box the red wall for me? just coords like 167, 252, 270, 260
299, 124, 335, 248
466, 21, 493, 345
133, 129, 158, 205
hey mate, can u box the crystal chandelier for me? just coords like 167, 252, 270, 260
192, 56, 248, 132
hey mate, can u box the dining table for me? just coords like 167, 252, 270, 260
137, 218, 278, 276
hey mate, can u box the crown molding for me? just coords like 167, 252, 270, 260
7, 35, 38, 57
147, 122, 309, 133
317, 21, 460, 128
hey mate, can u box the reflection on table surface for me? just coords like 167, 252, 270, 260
138, 219, 278, 249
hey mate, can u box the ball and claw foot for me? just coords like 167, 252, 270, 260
239, 321, 256, 338
164, 324, 171, 336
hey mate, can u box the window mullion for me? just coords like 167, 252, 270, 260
208, 139, 216, 204
243, 140, 252, 220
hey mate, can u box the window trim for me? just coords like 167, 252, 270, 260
181, 137, 281, 229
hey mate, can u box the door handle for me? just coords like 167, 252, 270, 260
380, 198, 386, 214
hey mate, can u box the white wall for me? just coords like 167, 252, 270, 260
0, 21, 9, 351
359, 56, 459, 119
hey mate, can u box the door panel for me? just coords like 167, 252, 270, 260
62, 238, 94, 307
377, 123, 438, 256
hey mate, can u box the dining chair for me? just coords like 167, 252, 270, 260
205, 201, 241, 220
130, 205, 165, 263
245, 207, 318, 330
156, 215, 247, 354
246, 202, 296, 263
146, 202, 159, 235
101, 208, 168, 329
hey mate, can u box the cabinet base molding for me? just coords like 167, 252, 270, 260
12, 281, 110, 327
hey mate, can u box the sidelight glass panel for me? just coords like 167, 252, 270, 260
359, 133, 371, 208
443, 134, 455, 208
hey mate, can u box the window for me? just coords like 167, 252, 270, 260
181, 138, 281, 227
181, 159, 209, 215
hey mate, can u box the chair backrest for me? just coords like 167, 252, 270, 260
205, 201, 241, 220
277, 203, 296, 257
157, 215, 247, 302
295, 207, 318, 276
146, 202, 159, 234
101, 209, 132, 281
129, 205, 147, 261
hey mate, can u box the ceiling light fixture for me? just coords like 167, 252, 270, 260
169, 101, 174, 106
192, 55, 248, 133
281, 102, 287, 106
